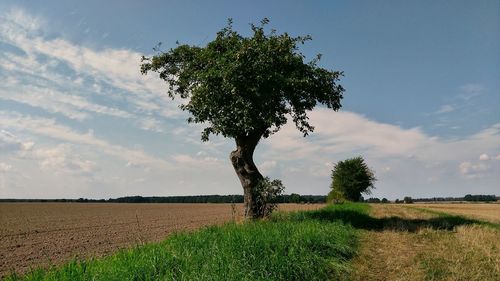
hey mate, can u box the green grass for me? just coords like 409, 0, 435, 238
6, 203, 365, 281
273, 202, 371, 223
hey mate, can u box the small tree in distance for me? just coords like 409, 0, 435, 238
328, 156, 376, 202
403, 196, 413, 204
289, 193, 301, 204
141, 19, 345, 219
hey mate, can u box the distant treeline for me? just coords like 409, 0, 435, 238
0, 194, 327, 204
363, 194, 497, 204
2, 194, 496, 204
109, 194, 326, 204
463, 194, 498, 202
109, 195, 245, 204
407, 194, 497, 203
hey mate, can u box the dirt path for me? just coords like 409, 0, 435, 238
349, 205, 430, 281
0, 203, 323, 278
349, 204, 500, 281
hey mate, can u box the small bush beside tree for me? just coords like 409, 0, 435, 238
328, 156, 376, 202
327, 190, 345, 204
252, 177, 285, 218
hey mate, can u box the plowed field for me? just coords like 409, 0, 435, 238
0, 203, 324, 277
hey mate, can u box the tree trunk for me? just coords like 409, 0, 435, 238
230, 134, 263, 219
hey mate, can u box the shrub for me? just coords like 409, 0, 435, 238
327, 190, 345, 204
252, 177, 285, 217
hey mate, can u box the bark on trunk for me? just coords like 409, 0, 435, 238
230, 134, 263, 219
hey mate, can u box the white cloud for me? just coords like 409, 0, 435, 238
264, 109, 500, 166
479, 153, 490, 161
173, 154, 221, 167
0, 130, 34, 152
138, 117, 164, 132
458, 161, 489, 179
196, 151, 208, 157
452, 83, 484, 102
435, 104, 455, 114
429, 83, 485, 121
264, 109, 432, 160
0, 111, 171, 168
258, 108, 500, 196
460, 83, 484, 97
30, 144, 96, 175
0, 82, 132, 120
0, 8, 181, 127
0, 162, 12, 172
1, 7, 42, 34
259, 160, 277, 174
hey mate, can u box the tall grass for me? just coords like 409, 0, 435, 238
6, 204, 362, 281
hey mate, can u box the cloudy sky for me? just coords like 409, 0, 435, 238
0, 0, 499, 199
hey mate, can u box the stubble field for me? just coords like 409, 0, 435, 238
0, 202, 324, 277
351, 203, 500, 281
414, 202, 500, 223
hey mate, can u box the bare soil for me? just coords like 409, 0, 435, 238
0, 202, 323, 277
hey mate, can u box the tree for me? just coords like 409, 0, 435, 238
289, 193, 301, 204
366, 197, 381, 203
141, 19, 344, 219
403, 196, 413, 204
464, 194, 497, 202
328, 156, 376, 202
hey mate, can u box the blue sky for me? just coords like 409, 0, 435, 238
0, 0, 499, 199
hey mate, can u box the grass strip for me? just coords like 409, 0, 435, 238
6, 203, 364, 281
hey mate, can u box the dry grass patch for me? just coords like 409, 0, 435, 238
350, 230, 426, 281
417, 225, 499, 281
350, 204, 500, 281
414, 203, 500, 224
369, 203, 434, 220
350, 204, 431, 281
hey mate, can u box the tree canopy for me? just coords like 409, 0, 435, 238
141, 18, 344, 142
329, 156, 376, 202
